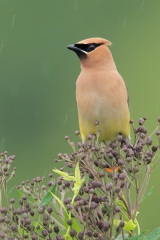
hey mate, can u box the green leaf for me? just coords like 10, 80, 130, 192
140, 227, 160, 240
75, 161, 81, 184
64, 211, 69, 229
32, 221, 44, 230
16, 189, 24, 198
134, 217, 140, 235
116, 199, 128, 220
53, 169, 75, 181
116, 199, 127, 212
124, 234, 142, 240
124, 219, 136, 232
114, 218, 139, 234
39, 184, 56, 206
19, 227, 28, 236
72, 162, 85, 197
116, 234, 128, 240
64, 233, 72, 240
51, 192, 68, 216
113, 219, 136, 232
71, 218, 81, 233
118, 232, 145, 240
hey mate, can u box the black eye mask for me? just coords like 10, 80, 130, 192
74, 43, 102, 52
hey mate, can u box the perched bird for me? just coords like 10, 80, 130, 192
67, 37, 130, 144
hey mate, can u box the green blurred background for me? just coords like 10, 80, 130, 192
0, 0, 160, 232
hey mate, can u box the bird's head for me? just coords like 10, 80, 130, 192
67, 37, 115, 69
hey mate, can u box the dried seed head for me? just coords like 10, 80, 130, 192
116, 225, 120, 232
86, 229, 92, 237
114, 187, 121, 194
66, 204, 72, 211
70, 229, 77, 237
118, 158, 124, 166
67, 219, 72, 226
54, 226, 59, 233
83, 186, 89, 193
31, 234, 38, 240
99, 170, 105, 178
47, 228, 52, 234
120, 181, 125, 188
78, 231, 84, 239
90, 232, 97, 238
103, 221, 110, 231
10, 198, 15, 204
115, 206, 121, 212
105, 182, 113, 191
47, 206, 52, 214
38, 206, 45, 214
48, 173, 53, 178
152, 145, 158, 153
101, 161, 108, 168
139, 118, 145, 125
42, 229, 48, 237
126, 157, 132, 163
4, 215, 10, 224
75, 130, 80, 135
92, 181, 102, 188
119, 220, 125, 228
146, 137, 152, 146
97, 220, 104, 230
90, 202, 98, 209
94, 160, 100, 167
58, 153, 63, 159
10, 224, 17, 232
41, 185, 46, 191
56, 235, 64, 240
64, 136, 69, 140
133, 166, 139, 173
57, 176, 63, 185
119, 173, 126, 180
88, 134, 94, 140
1, 208, 7, 215
89, 188, 95, 194
66, 162, 72, 168
117, 134, 123, 142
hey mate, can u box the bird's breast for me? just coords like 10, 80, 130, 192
76, 70, 130, 141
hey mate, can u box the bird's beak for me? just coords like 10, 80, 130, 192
67, 44, 87, 58
67, 44, 80, 52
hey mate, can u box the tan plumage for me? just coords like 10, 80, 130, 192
67, 37, 130, 143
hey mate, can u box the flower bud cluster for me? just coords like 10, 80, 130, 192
0, 117, 160, 239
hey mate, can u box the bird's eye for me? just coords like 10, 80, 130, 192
87, 44, 96, 52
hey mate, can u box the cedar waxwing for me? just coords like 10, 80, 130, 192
67, 37, 130, 143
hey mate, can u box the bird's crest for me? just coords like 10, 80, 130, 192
77, 37, 112, 46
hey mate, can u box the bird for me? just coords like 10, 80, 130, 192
67, 37, 130, 145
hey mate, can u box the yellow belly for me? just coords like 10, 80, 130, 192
79, 111, 130, 142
